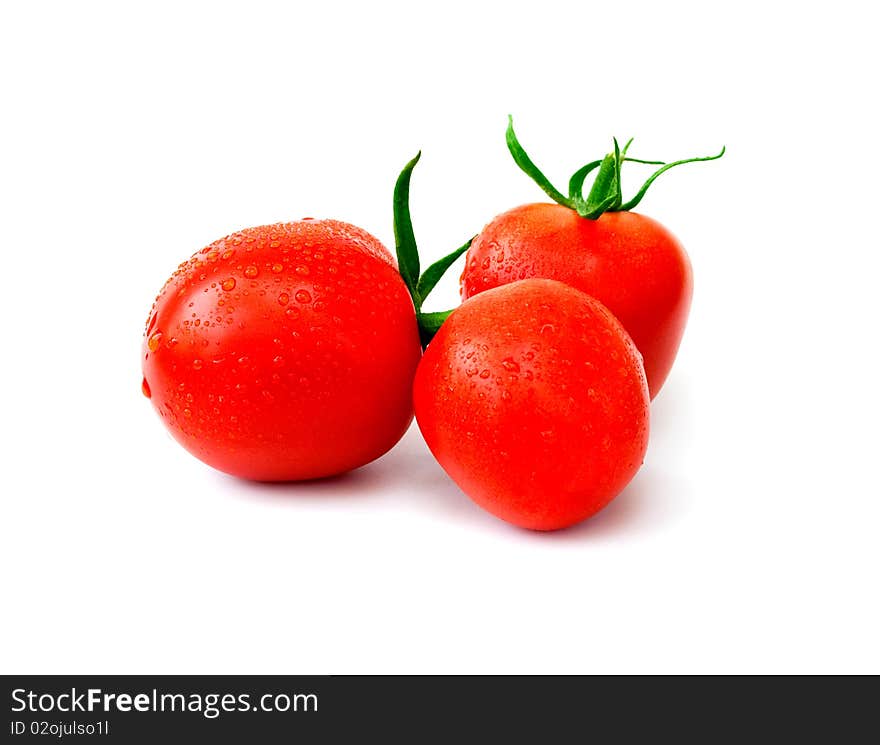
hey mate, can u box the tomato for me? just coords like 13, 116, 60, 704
461, 205, 691, 398
413, 278, 650, 531
142, 219, 421, 481
461, 118, 724, 398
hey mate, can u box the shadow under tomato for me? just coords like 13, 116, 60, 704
646, 372, 694, 445
531, 464, 691, 542
221, 423, 477, 522
215, 458, 388, 499
221, 387, 691, 536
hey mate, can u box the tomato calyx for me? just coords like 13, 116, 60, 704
393, 151, 474, 348
506, 116, 725, 219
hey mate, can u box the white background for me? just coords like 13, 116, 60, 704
1, 1, 878, 674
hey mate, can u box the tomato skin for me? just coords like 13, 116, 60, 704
142, 219, 421, 481
414, 278, 649, 531
460, 204, 693, 398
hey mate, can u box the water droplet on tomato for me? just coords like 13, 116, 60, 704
183, 408, 192, 418
244, 265, 259, 278
278, 292, 289, 306
295, 265, 310, 276
501, 358, 520, 373
192, 359, 203, 370
271, 263, 284, 273
285, 307, 300, 320
295, 289, 312, 304
221, 278, 236, 291
479, 369, 490, 379
273, 355, 284, 366
147, 331, 163, 352
141, 378, 151, 398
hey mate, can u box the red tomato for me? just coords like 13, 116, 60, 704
460, 204, 692, 398
142, 219, 421, 481
414, 278, 650, 531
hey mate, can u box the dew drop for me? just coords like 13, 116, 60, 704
147, 331, 163, 352
277, 292, 289, 306
221, 278, 236, 291
479, 369, 490, 379
192, 359, 203, 370
244, 265, 259, 278
141, 378, 152, 398
183, 408, 192, 418
501, 358, 520, 373
295, 289, 312, 304
285, 307, 301, 320
271, 263, 284, 273
295, 265, 310, 276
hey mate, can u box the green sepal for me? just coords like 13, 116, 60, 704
619, 146, 727, 211
416, 310, 453, 347
416, 238, 474, 307
393, 152, 422, 302
568, 159, 602, 206
506, 116, 573, 208
391, 153, 472, 348
506, 117, 725, 220
577, 144, 620, 218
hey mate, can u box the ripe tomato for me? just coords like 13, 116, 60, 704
461, 205, 692, 398
461, 119, 723, 398
413, 278, 650, 531
142, 219, 421, 481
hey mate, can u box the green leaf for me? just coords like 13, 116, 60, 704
393, 152, 422, 304
506, 116, 573, 207
416, 237, 473, 306
619, 146, 726, 211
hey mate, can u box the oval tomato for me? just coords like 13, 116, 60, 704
462, 118, 724, 398
414, 278, 650, 531
461, 204, 692, 398
142, 219, 421, 481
